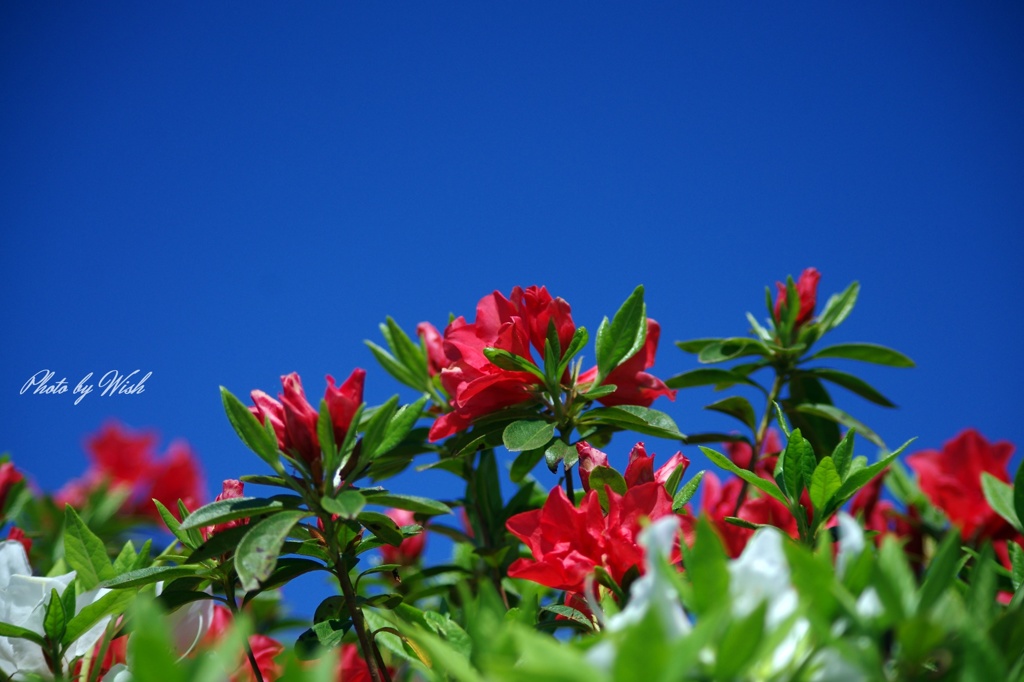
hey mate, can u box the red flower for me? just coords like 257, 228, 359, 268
680, 472, 797, 558
575, 441, 688, 492
429, 286, 575, 441
250, 370, 366, 471
379, 508, 426, 566
578, 320, 676, 407
773, 267, 821, 329
725, 429, 783, 473
133, 441, 205, 521
417, 322, 447, 377
906, 428, 1016, 540
335, 643, 375, 682
6, 527, 31, 554
0, 461, 24, 510
203, 480, 248, 540
85, 421, 157, 486
203, 605, 284, 682
506, 482, 674, 593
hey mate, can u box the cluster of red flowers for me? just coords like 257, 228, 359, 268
250, 369, 365, 485
422, 286, 675, 441
56, 421, 205, 521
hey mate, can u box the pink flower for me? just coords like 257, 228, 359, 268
578, 320, 676, 407
773, 267, 821, 329
85, 421, 158, 486
0, 462, 24, 510
335, 644, 376, 682
429, 286, 576, 441
725, 429, 783, 472
506, 482, 675, 592
250, 370, 366, 477
202, 480, 248, 540
379, 508, 426, 566
203, 605, 284, 682
906, 429, 1016, 541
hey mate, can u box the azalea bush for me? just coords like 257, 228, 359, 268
2, 274, 1023, 681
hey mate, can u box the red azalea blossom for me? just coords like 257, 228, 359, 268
506, 482, 674, 593
380, 508, 426, 566
335, 643, 377, 682
250, 369, 366, 477
133, 440, 205, 520
6, 527, 31, 554
429, 286, 575, 441
774, 267, 821, 329
578, 319, 676, 407
681, 471, 797, 558
85, 421, 158, 486
906, 429, 1016, 541
204, 605, 284, 682
203, 479, 248, 540
0, 461, 24, 510
575, 441, 688, 492
417, 322, 447, 377
725, 429, 783, 473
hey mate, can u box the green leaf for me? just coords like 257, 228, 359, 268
704, 396, 757, 432
362, 396, 400, 459
580, 383, 617, 400
794, 403, 885, 449
665, 368, 760, 391
673, 471, 705, 510
179, 496, 298, 530
917, 532, 963, 614
1010, 542, 1024, 592
317, 398, 339, 485
596, 284, 647, 380
63, 588, 136, 646
808, 457, 841, 511
675, 338, 720, 354
220, 386, 283, 471
482, 347, 546, 381
322, 490, 366, 520
236, 510, 310, 592
831, 438, 916, 508
543, 439, 575, 474
583, 405, 685, 440
589, 466, 628, 511
685, 517, 730, 616
831, 429, 855, 480
152, 500, 196, 550
502, 420, 555, 452
64, 505, 115, 589
781, 429, 815, 500
100, 565, 207, 589
384, 316, 429, 379
806, 368, 896, 408
700, 446, 788, 505
981, 473, 1023, 533
1017, 459, 1024, 541
363, 492, 452, 516
816, 281, 859, 333
43, 588, 66, 642
374, 396, 428, 457
558, 326, 589, 378
697, 337, 768, 364
0, 622, 45, 646
357, 511, 405, 546
510, 447, 546, 482
715, 601, 767, 679
809, 342, 914, 368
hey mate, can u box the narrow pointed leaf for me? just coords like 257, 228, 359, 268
704, 396, 756, 432
807, 368, 896, 407
794, 403, 885, 449
981, 473, 1023, 533
502, 420, 555, 452
64, 505, 115, 589
700, 446, 788, 505
362, 492, 451, 516
221, 387, 283, 471
809, 343, 914, 368
808, 457, 841, 511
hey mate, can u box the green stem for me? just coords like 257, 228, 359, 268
732, 371, 786, 517
325, 518, 392, 682
223, 579, 265, 682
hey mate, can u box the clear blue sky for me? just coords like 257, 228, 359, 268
2, 2, 1022, 617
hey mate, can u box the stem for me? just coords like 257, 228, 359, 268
732, 371, 786, 516
223, 579, 265, 682
564, 463, 575, 500
326, 519, 391, 682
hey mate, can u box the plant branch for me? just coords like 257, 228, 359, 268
732, 371, 786, 516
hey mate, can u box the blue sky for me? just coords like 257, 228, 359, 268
2, 2, 1022, 617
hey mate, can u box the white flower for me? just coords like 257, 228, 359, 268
0, 540, 112, 680
586, 516, 689, 670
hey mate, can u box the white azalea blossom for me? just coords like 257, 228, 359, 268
586, 516, 689, 669
0, 540, 112, 680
